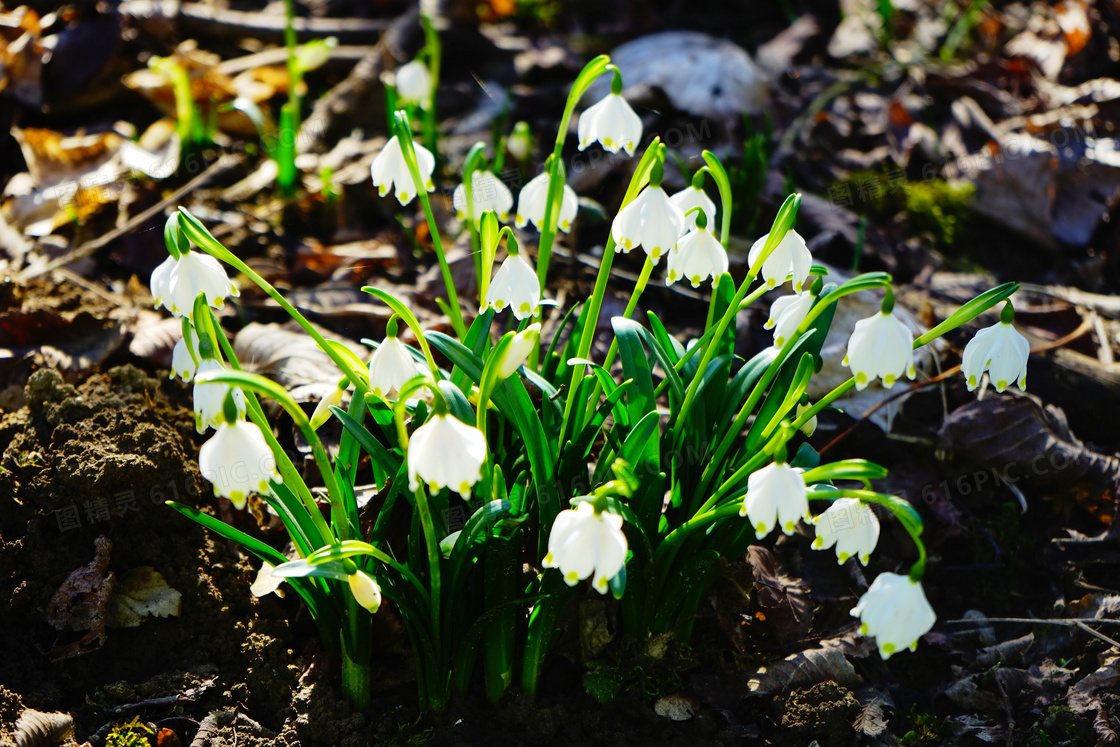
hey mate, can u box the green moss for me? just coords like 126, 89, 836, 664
899, 706, 946, 745
105, 717, 154, 747
837, 170, 975, 252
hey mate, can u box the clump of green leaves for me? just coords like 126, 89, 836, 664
105, 717, 154, 747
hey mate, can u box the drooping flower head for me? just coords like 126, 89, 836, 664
453, 169, 514, 225
765, 291, 815, 349
483, 250, 541, 320
151, 251, 240, 320
171, 327, 200, 381
368, 324, 425, 400
515, 170, 579, 233
577, 72, 642, 156
961, 303, 1029, 393
812, 498, 880, 565
610, 161, 685, 264
665, 208, 727, 288
407, 410, 487, 500
194, 358, 246, 433
850, 572, 937, 659
370, 135, 436, 206
843, 290, 917, 391
495, 323, 541, 379
741, 460, 811, 538
198, 417, 280, 509
748, 229, 812, 292
348, 570, 382, 612
543, 500, 628, 594
395, 60, 432, 109
669, 172, 717, 231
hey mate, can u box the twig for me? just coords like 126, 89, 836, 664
18, 155, 244, 283
945, 616, 1120, 650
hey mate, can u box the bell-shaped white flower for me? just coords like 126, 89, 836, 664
962, 321, 1029, 393
748, 229, 812, 292
665, 225, 728, 288
611, 186, 685, 264
483, 253, 540, 320
368, 336, 424, 400
812, 498, 880, 565
193, 359, 246, 433
395, 60, 432, 108
170, 329, 200, 381
515, 171, 579, 233
543, 501, 628, 594
198, 418, 280, 509
741, 461, 810, 538
577, 92, 642, 156
309, 386, 345, 430
370, 135, 436, 206
850, 572, 937, 659
348, 570, 382, 612
407, 412, 487, 500
495, 323, 541, 379
507, 121, 531, 161
453, 170, 514, 225
669, 185, 718, 232
150, 255, 176, 310
162, 251, 240, 319
765, 292, 815, 349
842, 310, 916, 390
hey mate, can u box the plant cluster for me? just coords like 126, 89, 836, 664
147, 40, 1031, 710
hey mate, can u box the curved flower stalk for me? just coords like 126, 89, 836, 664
665, 209, 727, 288
610, 161, 685, 264
370, 135, 436, 206
543, 500, 628, 594
482, 233, 541, 320
748, 228, 812, 292
407, 411, 488, 500
741, 460, 811, 538
453, 169, 513, 225
395, 60, 432, 109
812, 498, 880, 565
577, 71, 642, 156
962, 302, 1029, 392
843, 288, 917, 390
198, 414, 280, 509
670, 175, 717, 232
765, 291, 815, 349
851, 572, 936, 659
194, 358, 246, 432
516, 171, 579, 233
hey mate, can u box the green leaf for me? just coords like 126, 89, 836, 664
612, 316, 656, 423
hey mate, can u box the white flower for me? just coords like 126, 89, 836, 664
665, 225, 728, 288
309, 386, 345, 430
407, 412, 487, 499
842, 311, 916, 390
669, 185, 718, 231
610, 186, 685, 264
150, 255, 175, 310
198, 418, 280, 509
507, 121, 531, 161
368, 336, 425, 400
496, 323, 541, 379
748, 229, 812, 292
812, 498, 880, 565
962, 321, 1029, 393
740, 462, 810, 538
796, 401, 817, 437
395, 60, 432, 108
194, 359, 246, 433
850, 572, 937, 659
543, 501, 628, 594
161, 251, 240, 319
348, 570, 382, 612
170, 329, 200, 381
483, 254, 540, 320
577, 92, 642, 156
453, 170, 514, 225
765, 292, 814, 349
515, 171, 579, 233
370, 135, 436, 206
